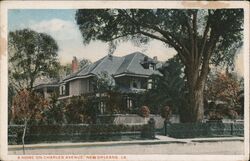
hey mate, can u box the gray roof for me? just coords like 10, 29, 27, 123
115, 52, 161, 76
62, 52, 162, 82
34, 76, 59, 89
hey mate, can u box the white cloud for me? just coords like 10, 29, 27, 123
12, 18, 176, 64
29, 19, 97, 64
31, 19, 79, 40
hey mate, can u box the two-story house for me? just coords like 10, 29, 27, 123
59, 52, 162, 112
34, 52, 162, 113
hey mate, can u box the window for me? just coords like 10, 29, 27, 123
149, 64, 155, 70
60, 84, 66, 95
130, 79, 141, 89
147, 79, 153, 89
99, 101, 106, 114
132, 81, 138, 88
126, 97, 133, 109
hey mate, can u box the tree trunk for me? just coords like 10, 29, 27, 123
22, 119, 28, 154
184, 59, 208, 122
187, 86, 205, 122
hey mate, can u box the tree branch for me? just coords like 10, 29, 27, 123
120, 9, 190, 59
192, 11, 198, 67
139, 30, 187, 65
200, 11, 211, 65
148, 25, 191, 56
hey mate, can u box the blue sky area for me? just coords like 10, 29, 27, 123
8, 9, 76, 31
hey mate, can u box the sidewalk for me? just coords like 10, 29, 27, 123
8, 135, 244, 150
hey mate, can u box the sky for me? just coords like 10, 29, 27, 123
8, 9, 177, 65
8, 9, 243, 76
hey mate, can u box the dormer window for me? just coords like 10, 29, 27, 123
141, 56, 157, 70
149, 64, 155, 70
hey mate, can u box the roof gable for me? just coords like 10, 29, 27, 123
115, 52, 162, 76
62, 52, 162, 82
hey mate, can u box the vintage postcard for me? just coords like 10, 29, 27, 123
0, 1, 249, 161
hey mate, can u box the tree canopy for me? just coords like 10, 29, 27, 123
79, 58, 92, 69
205, 71, 242, 110
75, 9, 243, 122
12, 89, 49, 154
140, 56, 186, 114
8, 29, 60, 90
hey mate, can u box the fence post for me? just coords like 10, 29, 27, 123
141, 118, 155, 139
164, 120, 168, 136
230, 123, 233, 135
164, 120, 171, 136
148, 118, 156, 139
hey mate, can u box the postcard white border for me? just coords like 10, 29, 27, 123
0, 1, 249, 161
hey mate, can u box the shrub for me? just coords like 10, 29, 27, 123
8, 124, 144, 144
8, 125, 25, 144
160, 106, 172, 121
208, 111, 223, 121
139, 106, 150, 117
64, 96, 86, 123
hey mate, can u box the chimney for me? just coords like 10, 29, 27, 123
72, 56, 78, 73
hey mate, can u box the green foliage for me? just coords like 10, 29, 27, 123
76, 9, 243, 122
42, 93, 65, 124
76, 9, 243, 67
79, 58, 92, 69
63, 94, 100, 124
83, 96, 99, 124
205, 72, 241, 108
64, 96, 86, 124
92, 71, 116, 92
8, 124, 144, 144
59, 64, 72, 76
8, 125, 25, 144
105, 91, 124, 114
205, 72, 243, 120
8, 29, 60, 90
165, 122, 244, 138
137, 56, 186, 115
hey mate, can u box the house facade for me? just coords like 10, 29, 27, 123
34, 52, 162, 113
59, 52, 162, 98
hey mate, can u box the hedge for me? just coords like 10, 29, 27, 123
8, 124, 144, 145
163, 122, 244, 138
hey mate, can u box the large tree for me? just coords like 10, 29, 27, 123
75, 9, 243, 122
8, 29, 60, 91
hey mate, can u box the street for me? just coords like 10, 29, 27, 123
9, 141, 244, 155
